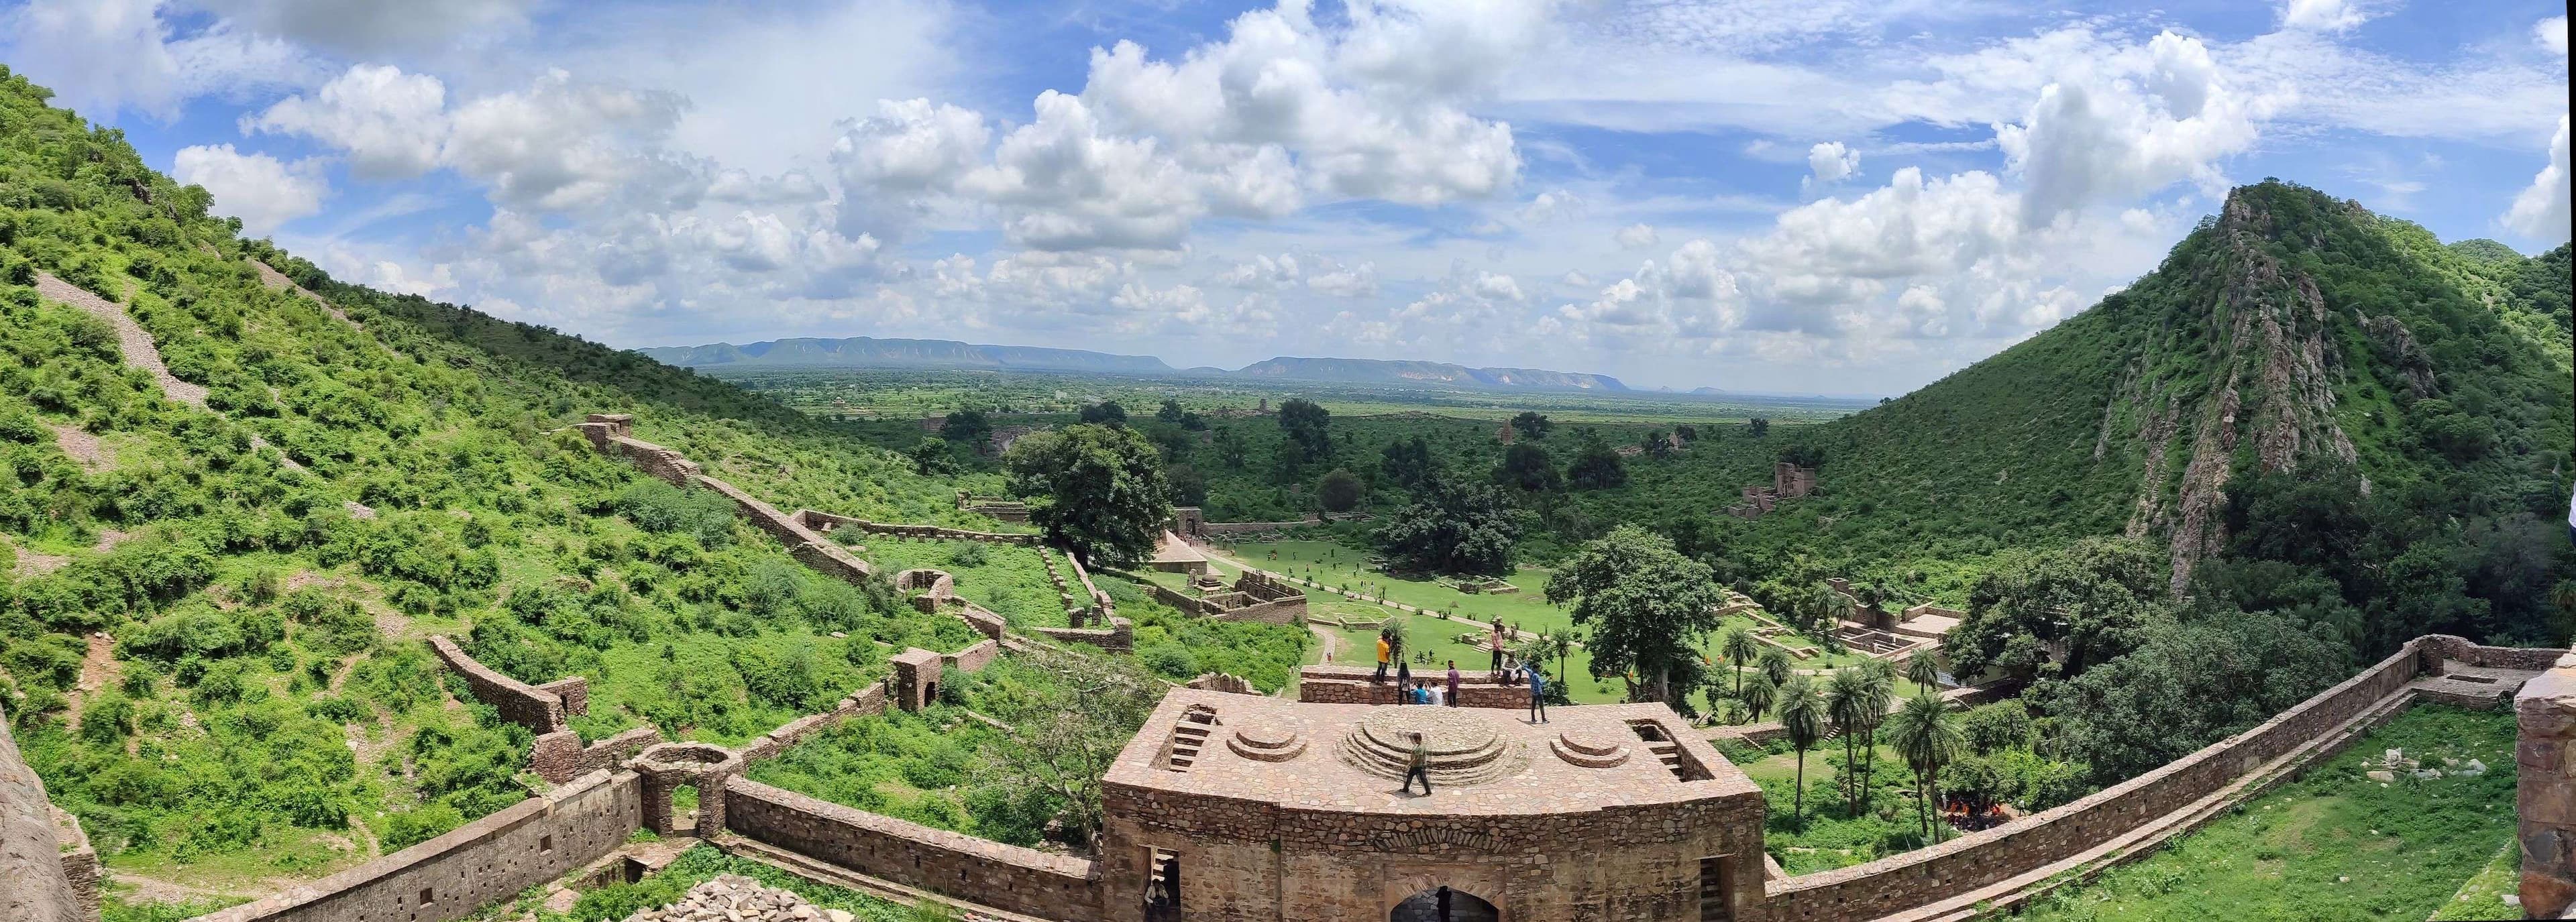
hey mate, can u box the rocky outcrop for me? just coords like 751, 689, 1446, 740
3, 702, 85, 922
2118, 190, 2364, 594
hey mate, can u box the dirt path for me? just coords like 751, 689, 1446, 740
65, 633, 120, 728
6, 536, 69, 578
1307, 623, 1341, 663
250, 260, 360, 330
36, 272, 208, 407
46, 424, 108, 471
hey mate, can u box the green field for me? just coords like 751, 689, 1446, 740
2017, 704, 2518, 922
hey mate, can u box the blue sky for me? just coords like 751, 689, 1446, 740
1, 0, 2565, 394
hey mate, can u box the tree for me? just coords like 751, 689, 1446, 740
1778, 676, 1827, 823
970, 649, 1163, 850
1748, 417, 1770, 438
1379, 620, 1408, 661
1886, 693, 1962, 842
1642, 429, 1674, 459
1947, 538, 2165, 683
1079, 400, 1128, 426
1905, 651, 1941, 696
2027, 610, 2343, 784
1375, 473, 1523, 576
909, 437, 959, 475
1379, 436, 1437, 491
1317, 468, 1364, 512
1509, 411, 1552, 441
1004, 424, 1173, 566
1824, 667, 1882, 815
942, 409, 993, 453
1495, 443, 1562, 494
1155, 400, 1187, 426
1277, 398, 1331, 468
1719, 626, 1760, 699
1759, 647, 1794, 689
1737, 673, 1778, 724
1546, 525, 1727, 704
1213, 428, 1250, 469
1166, 463, 1208, 506
1566, 436, 1627, 490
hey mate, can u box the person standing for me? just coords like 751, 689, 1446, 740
1523, 662, 1548, 723
1374, 632, 1391, 683
1445, 660, 1461, 707
1396, 659, 1413, 703
1489, 621, 1506, 676
1403, 732, 1432, 795
1436, 886, 1453, 922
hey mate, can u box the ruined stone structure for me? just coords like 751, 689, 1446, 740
1143, 571, 1309, 625
1094, 692, 1764, 922
2518, 646, 2576, 917
955, 491, 1032, 523
799, 509, 1038, 544
1725, 462, 1820, 520
162, 634, 2575, 922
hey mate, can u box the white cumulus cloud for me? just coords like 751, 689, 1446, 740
172, 143, 327, 235
2503, 114, 2571, 245
1804, 141, 1860, 189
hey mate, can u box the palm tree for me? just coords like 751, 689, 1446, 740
1720, 626, 1760, 699
1739, 673, 1778, 724
1905, 652, 1941, 697
1855, 659, 1899, 801
1759, 647, 1794, 689
1778, 677, 1827, 824
1824, 669, 1873, 815
1887, 693, 1963, 842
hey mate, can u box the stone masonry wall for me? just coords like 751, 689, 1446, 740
1295, 665, 1532, 708
1033, 618, 1134, 653
578, 727, 665, 777
943, 639, 1002, 673
723, 778, 1102, 922
690, 475, 874, 583
193, 770, 643, 922
2516, 645, 2576, 918
427, 636, 568, 734
795, 510, 1039, 545
1760, 638, 2431, 921
51, 805, 101, 921
738, 684, 889, 765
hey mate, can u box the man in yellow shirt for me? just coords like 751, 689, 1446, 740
1375, 634, 1391, 683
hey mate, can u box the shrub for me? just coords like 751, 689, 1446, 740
382, 804, 465, 850
613, 479, 736, 544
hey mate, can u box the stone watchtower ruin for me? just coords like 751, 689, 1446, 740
1095, 691, 1766, 921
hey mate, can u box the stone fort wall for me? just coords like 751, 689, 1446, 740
794, 510, 1040, 545
723, 778, 1104, 922
1757, 636, 2453, 920
2516, 645, 2576, 917
193, 769, 642, 922
426, 636, 572, 734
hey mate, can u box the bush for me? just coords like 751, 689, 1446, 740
382, 804, 465, 850
1136, 641, 1199, 680
613, 479, 737, 544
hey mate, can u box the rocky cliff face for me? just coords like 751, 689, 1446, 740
2125, 190, 2363, 594
3, 703, 83, 922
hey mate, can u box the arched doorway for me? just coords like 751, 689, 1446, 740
1388, 886, 1499, 922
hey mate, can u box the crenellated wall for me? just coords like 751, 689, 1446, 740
723, 778, 1104, 922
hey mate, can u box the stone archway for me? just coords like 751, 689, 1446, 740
1387, 886, 1499, 922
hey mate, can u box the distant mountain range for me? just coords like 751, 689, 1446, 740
635, 337, 1630, 392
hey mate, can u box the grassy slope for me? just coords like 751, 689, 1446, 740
2017, 704, 2518, 922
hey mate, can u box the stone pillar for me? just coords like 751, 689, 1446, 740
2518, 648, 2576, 919
632, 742, 743, 836
892, 648, 943, 712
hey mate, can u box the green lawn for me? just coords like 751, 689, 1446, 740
2017, 704, 2519, 922
1299, 599, 1625, 704
1212, 538, 1578, 635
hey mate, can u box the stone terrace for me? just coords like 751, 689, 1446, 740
1103, 689, 1754, 816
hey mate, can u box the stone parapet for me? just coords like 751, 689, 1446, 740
739, 685, 888, 765
1296, 665, 1532, 708
610, 436, 701, 487
1761, 637, 2431, 919
1034, 618, 1134, 653
579, 727, 665, 776
427, 636, 568, 734
722, 778, 1102, 922
797, 510, 1038, 544
2518, 646, 2576, 919
192, 770, 642, 922
944, 639, 1002, 673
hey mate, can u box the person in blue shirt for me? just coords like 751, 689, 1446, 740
1523, 663, 1548, 724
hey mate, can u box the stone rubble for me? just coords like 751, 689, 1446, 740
621, 876, 857, 922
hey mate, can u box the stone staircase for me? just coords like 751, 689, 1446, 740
1167, 720, 1212, 770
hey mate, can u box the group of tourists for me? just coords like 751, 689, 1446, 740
1370, 630, 1550, 725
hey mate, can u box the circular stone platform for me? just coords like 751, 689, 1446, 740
1549, 730, 1630, 768
1337, 707, 1529, 786
1228, 722, 1308, 762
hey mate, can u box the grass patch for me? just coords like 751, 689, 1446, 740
2018, 703, 2518, 922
